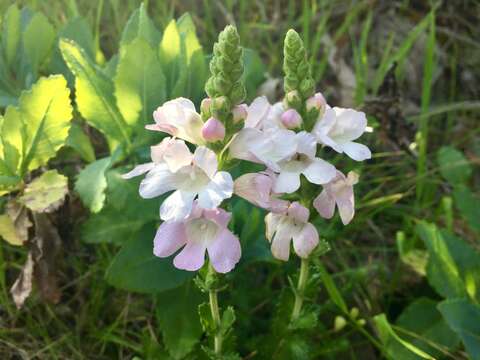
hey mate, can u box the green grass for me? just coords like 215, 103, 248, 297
0, 0, 479, 359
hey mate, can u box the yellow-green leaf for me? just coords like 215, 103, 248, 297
2, 4, 21, 68
23, 12, 56, 74
19, 170, 68, 213
60, 39, 130, 152
114, 38, 166, 130
0, 214, 23, 246
1, 75, 73, 176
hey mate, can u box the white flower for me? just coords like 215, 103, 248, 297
313, 106, 371, 161
272, 131, 337, 193
123, 139, 233, 221
313, 170, 358, 225
148, 98, 205, 145
244, 96, 285, 130
265, 202, 319, 261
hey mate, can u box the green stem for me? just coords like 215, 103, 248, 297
291, 257, 310, 321
208, 264, 222, 355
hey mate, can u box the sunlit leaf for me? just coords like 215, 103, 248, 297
0, 214, 23, 246
114, 38, 166, 131
19, 170, 68, 213
120, 3, 160, 48
60, 39, 130, 151
22, 12, 55, 75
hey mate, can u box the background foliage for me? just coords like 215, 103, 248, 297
0, 0, 479, 359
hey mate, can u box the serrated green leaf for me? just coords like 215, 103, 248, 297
114, 38, 166, 131
1, 75, 72, 176
105, 225, 194, 293
19, 170, 68, 213
438, 298, 480, 360
66, 122, 96, 163
59, 39, 130, 152
395, 298, 459, 359
156, 282, 203, 359
22, 12, 55, 75
2, 4, 21, 69
75, 157, 111, 213
374, 314, 435, 360
120, 3, 160, 48
436, 146, 472, 186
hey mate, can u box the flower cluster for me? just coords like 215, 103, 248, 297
123, 27, 371, 274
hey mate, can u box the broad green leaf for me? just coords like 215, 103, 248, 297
155, 282, 203, 359
453, 185, 480, 233
436, 146, 472, 186
396, 231, 427, 276
114, 38, 166, 130
105, 225, 194, 293
120, 3, 160, 48
59, 39, 130, 151
373, 314, 435, 360
22, 12, 55, 75
0, 214, 23, 245
159, 20, 181, 92
81, 168, 158, 244
2, 4, 21, 68
416, 222, 466, 299
177, 13, 207, 101
50, 17, 95, 85
395, 298, 459, 359
66, 122, 96, 163
19, 170, 68, 213
75, 157, 111, 213
438, 298, 480, 360
1, 75, 72, 175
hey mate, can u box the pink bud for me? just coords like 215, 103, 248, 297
200, 98, 212, 115
306, 92, 326, 114
281, 109, 302, 129
202, 118, 225, 142
232, 104, 248, 123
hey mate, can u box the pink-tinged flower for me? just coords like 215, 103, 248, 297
281, 109, 302, 129
313, 171, 358, 225
202, 118, 225, 142
124, 142, 233, 221
154, 204, 241, 273
306, 92, 326, 115
265, 202, 319, 261
148, 98, 205, 145
244, 96, 284, 130
122, 137, 193, 178
232, 104, 248, 123
313, 107, 371, 161
234, 171, 289, 213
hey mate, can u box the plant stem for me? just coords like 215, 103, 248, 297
208, 265, 222, 355
291, 257, 310, 321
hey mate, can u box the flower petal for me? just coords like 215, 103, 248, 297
313, 107, 341, 151
153, 221, 187, 257
122, 162, 154, 179
336, 186, 355, 225
139, 164, 178, 198
332, 107, 367, 142
228, 128, 264, 163
250, 128, 297, 171
265, 212, 283, 241
203, 207, 231, 228
303, 158, 336, 184
293, 223, 319, 258
270, 221, 293, 261
295, 131, 317, 159
198, 171, 233, 209
160, 190, 196, 221
287, 202, 310, 224
234, 172, 273, 209
342, 141, 371, 161
207, 229, 241, 273
273, 171, 301, 194
155, 139, 193, 172
245, 96, 271, 129
173, 241, 207, 271
193, 146, 218, 178
313, 189, 335, 219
